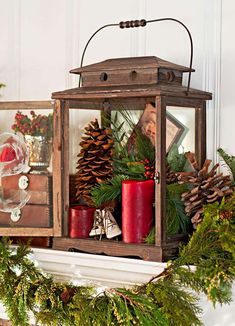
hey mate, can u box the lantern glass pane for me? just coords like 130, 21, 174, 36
0, 102, 53, 212
69, 109, 101, 174
166, 106, 195, 153
69, 101, 155, 244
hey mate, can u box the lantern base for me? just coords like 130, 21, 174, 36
52, 234, 188, 262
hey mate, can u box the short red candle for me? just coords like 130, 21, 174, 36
122, 179, 154, 243
69, 205, 95, 238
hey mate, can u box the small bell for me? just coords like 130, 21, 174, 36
103, 208, 122, 239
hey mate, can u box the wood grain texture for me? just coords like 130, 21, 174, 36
52, 100, 63, 236
0, 228, 53, 236
155, 96, 167, 246
2, 174, 52, 192
2, 174, 52, 205
52, 237, 187, 262
0, 205, 52, 227
195, 103, 207, 168
0, 101, 53, 110
52, 84, 212, 101
53, 237, 163, 261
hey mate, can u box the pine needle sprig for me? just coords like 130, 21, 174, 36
166, 183, 190, 235
173, 198, 235, 305
145, 183, 190, 244
167, 144, 187, 172
91, 174, 129, 206
217, 148, 235, 181
145, 280, 203, 326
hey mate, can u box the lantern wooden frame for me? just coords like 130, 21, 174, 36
52, 56, 212, 261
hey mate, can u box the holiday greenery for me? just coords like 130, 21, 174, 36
91, 133, 189, 237
0, 194, 234, 325
11, 110, 53, 139
218, 148, 235, 182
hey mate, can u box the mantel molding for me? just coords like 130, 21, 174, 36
30, 247, 164, 288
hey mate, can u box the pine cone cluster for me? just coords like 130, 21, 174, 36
75, 119, 114, 206
178, 152, 233, 228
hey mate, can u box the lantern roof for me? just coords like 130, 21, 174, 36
70, 56, 194, 74
52, 56, 212, 102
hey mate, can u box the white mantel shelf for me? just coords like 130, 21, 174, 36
0, 247, 234, 325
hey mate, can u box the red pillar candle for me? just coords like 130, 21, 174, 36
122, 180, 155, 243
69, 205, 96, 238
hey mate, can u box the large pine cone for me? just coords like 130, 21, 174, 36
75, 119, 113, 206
178, 152, 233, 228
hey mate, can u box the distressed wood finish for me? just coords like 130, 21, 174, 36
195, 103, 207, 168
2, 174, 52, 205
53, 238, 164, 261
0, 228, 53, 236
52, 100, 70, 236
52, 84, 212, 101
62, 101, 70, 236
155, 96, 167, 246
53, 234, 187, 262
0, 205, 52, 228
52, 56, 212, 261
0, 101, 52, 110
52, 100, 63, 236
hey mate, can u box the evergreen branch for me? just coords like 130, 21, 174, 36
218, 148, 235, 180
167, 144, 187, 172
90, 175, 129, 206
0, 195, 234, 325
145, 183, 189, 244
166, 183, 190, 235
173, 198, 235, 305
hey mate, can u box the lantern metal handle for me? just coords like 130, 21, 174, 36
79, 17, 193, 94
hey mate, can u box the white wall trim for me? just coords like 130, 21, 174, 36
213, 0, 222, 163
65, 0, 81, 89
203, 0, 222, 163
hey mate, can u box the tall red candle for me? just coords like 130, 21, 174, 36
122, 179, 154, 243
69, 205, 95, 238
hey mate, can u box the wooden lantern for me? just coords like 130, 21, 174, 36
52, 56, 212, 261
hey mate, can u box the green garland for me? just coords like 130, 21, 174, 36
0, 195, 234, 325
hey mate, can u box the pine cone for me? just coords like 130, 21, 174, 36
166, 164, 178, 184
178, 152, 233, 228
219, 209, 233, 221
75, 119, 113, 206
60, 288, 77, 303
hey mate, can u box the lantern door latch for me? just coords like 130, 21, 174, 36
154, 171, 160, 184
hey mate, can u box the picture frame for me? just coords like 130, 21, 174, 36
136, 102, 187, 152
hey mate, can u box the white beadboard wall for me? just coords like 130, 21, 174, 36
0, 1, 235, 325
0, 0, 230, 161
